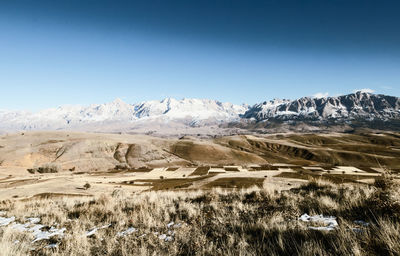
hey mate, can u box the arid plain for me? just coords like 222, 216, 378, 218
0, 131, 400, 255
1, 131, 399, 200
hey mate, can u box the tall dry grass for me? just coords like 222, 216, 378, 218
0, 176, 399, 256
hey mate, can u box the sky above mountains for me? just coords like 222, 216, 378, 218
1, 0, 399, 111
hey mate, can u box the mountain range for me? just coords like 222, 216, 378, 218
0, 91, 399, 134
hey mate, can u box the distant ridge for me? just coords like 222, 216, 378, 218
0, 98, 248, 132
0, 92, 399, 133
243, 91, 400, 121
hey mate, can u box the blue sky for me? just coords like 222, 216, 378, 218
0, 0, 399, 111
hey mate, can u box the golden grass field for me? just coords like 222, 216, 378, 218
0, 131, 399, 255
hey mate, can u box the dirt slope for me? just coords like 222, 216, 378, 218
1, 131, 399, 174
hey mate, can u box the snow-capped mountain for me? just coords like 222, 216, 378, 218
243, 91, 400, 121
0, 98, 248, 131
1, 92, 399, 134
134, 98, 247, 121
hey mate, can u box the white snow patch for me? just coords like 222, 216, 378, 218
11, 222, 30, 232
299, 214, 338, 231
167, 222, 174, 229
32, 227, 66, 243
116, 227, 137, 237
86, 228, 98, 237
0, 216, 15, 226
29, 224, 45, 234
86, 224, 111, 237
173, 223, 182, 228
164, 236, 174, 242
27, 217, 41, 224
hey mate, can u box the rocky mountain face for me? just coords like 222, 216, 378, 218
243, 92, 400, 121
0, 92, 399, 134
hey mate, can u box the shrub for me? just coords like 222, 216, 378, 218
37, 163, 60, 173
84, 183, 91, 190
28, 163, 61, 174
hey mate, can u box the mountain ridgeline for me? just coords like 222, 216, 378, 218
0, 91, 399, 133
243, 91, 400, 121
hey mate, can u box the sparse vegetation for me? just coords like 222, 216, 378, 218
203, 177, 265, 189
27, 168, 35, 174
2, 131, 400, 255
275, 170, 380, 184
0, 176, 398, 255
83, 183, 91, 190
26, 163, 61, 174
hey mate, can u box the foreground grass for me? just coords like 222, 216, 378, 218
0, 176, 399, 256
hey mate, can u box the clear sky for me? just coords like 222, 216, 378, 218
0, 0, 399, 111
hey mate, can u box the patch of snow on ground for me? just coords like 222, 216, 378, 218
86, 224, 111, 237
32, 227, 66, 243
29, 224, 45, 234
27, 217, 41, 224
86, 228, 98, 237
11, 222, 30, 232
164, 236, 174, 242
299, 214, 338, 231
0, 214, 66, 244
173, 223, 182, 228
116, 227, 137, 237
0, 216, 15, 226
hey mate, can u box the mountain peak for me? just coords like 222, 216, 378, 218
353, 89, 375, 94
111, 98, 127, 105
0, 93, 399, 133
244, 92, 400, 121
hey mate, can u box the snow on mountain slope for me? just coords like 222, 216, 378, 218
0, 98, 248, 131
243, 91, 400, 121
1, 92, 399, 133
135, 98, 246, 121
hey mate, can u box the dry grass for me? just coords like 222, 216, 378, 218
275, 170, 380, 184
125, 175, 215, 191
203, 177, 265, 189
0, 175, 399, 256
